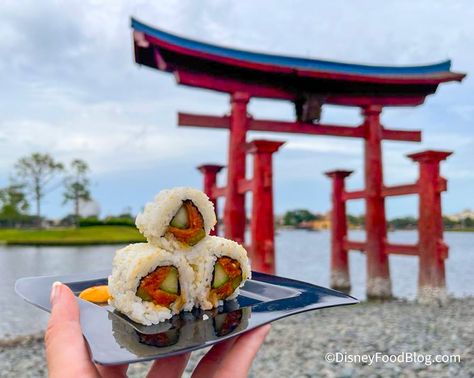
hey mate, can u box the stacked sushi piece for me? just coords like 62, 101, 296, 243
108, 187, 251, 325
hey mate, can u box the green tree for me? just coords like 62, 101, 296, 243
14, 153, 64, 226
347, 214, 365, 228
463, 217, 474, 228
389, 216, 418, 229
442, 216, 458, 230
283, 209, 317, 226
63, 159, 91, 226
0, 184, 29, 218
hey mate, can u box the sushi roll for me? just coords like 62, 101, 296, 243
108, 243, 194, 325
189, 236, 251, 310
136, 187, 216, 251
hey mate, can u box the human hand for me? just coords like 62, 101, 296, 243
45, 282, 270, 378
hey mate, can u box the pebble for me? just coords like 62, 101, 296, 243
0, 298, 472, 377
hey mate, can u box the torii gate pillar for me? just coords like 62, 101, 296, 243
325, 170, 353, 293
224, 92, 250, 244
248, 140, 285, 274
408, 150, 451, 303
197, 164, 225, 235
363, 105, 392, 299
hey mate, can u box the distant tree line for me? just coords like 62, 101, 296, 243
348, 214, 365, 228
79, 214, 135, 228
282, 209, 474, 230
0, 153, 91, 228
442, 216, 474, 230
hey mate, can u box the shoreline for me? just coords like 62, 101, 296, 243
278, 226, 474, 233
0, 227, 472, 247
1, 240, 143, 246
0, 226, 145, 246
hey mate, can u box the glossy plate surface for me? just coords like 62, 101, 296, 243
15, 270, 358, 365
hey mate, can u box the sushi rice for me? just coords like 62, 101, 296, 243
108, 243, 195, 325
135, 187, 216, 251
188, 236, 251, 310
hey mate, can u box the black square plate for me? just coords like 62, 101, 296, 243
15, 270, 358, 365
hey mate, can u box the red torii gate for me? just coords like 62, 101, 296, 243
131, 18, 465, 299
199, 139, 284, 273
326, 150, 451, 301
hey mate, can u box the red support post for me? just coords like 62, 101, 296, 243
362, 105, 392, 299
247, 140, 285, 274
325, 170, 353, 293
224, 92, 250, 244
408, 150, 452, 302
197, 164, 225, 236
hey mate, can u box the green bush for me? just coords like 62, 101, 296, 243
0, 214, 38, 228
103, 217, 135, 227
79, 216, 103, 227
79, 216, 135, 228
283, 209, 317, 226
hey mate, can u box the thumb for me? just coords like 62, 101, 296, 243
45, 282, 99, 378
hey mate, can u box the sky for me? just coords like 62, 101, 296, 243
0, 0, 473, 219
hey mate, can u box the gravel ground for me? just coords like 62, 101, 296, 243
1, 298, 473, 377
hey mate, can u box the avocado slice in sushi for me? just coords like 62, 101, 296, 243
211, 257, 244, 300
159, 266, 179, 294
168, 200, 206, 246
136, 286, 153, 301
170, 205, 189, 229
212, 262, 229, 288
231, 275, 242, 290
186, 228, 206, 246
136, 266, 180, 306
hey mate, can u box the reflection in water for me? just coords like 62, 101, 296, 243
110, 303, 251, 357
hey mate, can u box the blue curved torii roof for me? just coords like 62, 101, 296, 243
131, 18, 465, 105
131, 18, 455, 78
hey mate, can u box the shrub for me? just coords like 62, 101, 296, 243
103, 217, 135, 227
79, 216, 135, 227
79, 216, 104, 227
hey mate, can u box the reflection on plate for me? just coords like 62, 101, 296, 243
111, 304, 250, 356
15, 269, 358, 365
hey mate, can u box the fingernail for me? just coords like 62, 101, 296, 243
50, 281, 62, 306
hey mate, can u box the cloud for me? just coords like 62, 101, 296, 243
285, 139, 362, 155
1, 0, 473, 217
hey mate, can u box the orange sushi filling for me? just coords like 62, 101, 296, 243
168, 200, 205, 246
137, 266, 179, 308
211, 257, 242, 300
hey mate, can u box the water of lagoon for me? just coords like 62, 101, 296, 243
1, 230, 473, 339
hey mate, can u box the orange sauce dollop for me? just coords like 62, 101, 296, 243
79, 285, 110, 303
